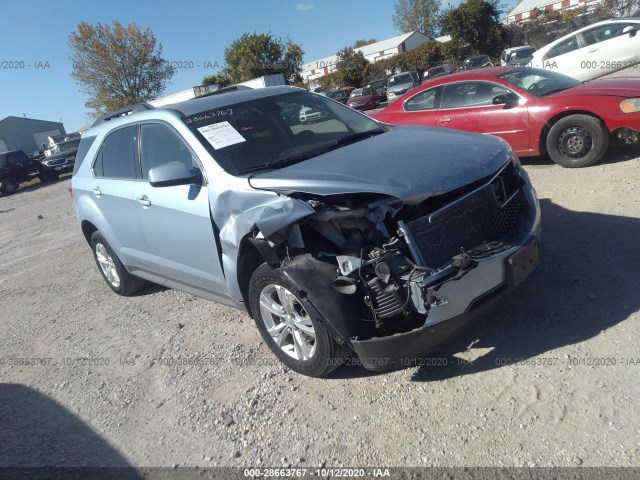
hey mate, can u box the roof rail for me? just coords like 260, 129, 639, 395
190, 84, 253, 100
91, 103, 155, 127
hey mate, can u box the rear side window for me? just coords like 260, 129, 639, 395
94, 126, 139, 179
72, 136, 97, 176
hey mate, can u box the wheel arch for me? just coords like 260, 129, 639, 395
81, 220, 98, 246
236, 237, 270, 320
538, 110, 609, 156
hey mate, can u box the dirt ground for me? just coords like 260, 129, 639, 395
0, 145, 639, 471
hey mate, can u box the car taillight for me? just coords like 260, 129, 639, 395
68, 184, 73, 200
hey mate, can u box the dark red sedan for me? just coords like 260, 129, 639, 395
346, 87, 379, 110
371, 67, 640, 167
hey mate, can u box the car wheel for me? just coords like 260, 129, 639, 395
90, 231, 145, 296
546, 114, 609, 168
248, 263, 348, 377
0, 180, 17, 196
41, 170, 58, 182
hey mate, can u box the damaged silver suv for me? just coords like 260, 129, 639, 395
72, 86, 541, 377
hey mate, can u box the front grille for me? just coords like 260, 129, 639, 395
405, 164, 531, 268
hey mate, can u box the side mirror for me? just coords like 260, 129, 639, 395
492, 93, 519, 107
623, 25, 638, 37
148, 161, 203, 188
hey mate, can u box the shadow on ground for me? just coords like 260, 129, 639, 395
0, 384, 139, 475
331, 198, 639, 380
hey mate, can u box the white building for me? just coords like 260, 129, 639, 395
301, 31, 432, 86
506, 0, 602, 23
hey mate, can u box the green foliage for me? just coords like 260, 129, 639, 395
68, 21, 174, 117
354, 38, 378, 48
202, 73, 230, 88
392, 0, 441, 37
440, 0, 505, 57
376, 40, 443, 76
222, 32, 304, 84
316, 72, 341, 90
335, 47, 370, 88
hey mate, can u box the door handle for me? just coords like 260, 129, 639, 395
588, 48, 599, 53
439, 118, 451, 125
92, 187, 101, 196
136, 195, 151, 207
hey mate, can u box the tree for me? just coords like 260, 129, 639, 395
440, 0, 505, 57
354, 38, 378, 48
223, 32, 304, 84
202, 73, 230, 88
68, 21, 174, 117
392, 0, 441, 38
335, 47, 370, 88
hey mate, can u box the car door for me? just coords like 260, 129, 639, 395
436, 81, 530, 152
581, 22, 640, 78
400, 86, 441, 126
540, 34, 588, 80
91, 125, 141, 267
134, 122, 227, 295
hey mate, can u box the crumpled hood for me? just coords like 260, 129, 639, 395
248, 126, 510, 204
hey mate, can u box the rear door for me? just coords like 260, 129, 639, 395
399, 86, 442, 126
133, 122, 226, 295
90, 125, 141, 267
540, 34, 588, 80
436, 81, 530, 152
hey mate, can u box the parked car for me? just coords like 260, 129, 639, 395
0, 150, 39, 195
463, 55, 494, 70
501, 46, 536, 66
367, 79, 388, 101
346, 87, 379, 110
330, 89, 349, 104
299, 105, 322, 123
386, 71, 421, 102
372, 66, 640, 168
423, 64, 453, 81
318, 90, 334, 99
38, 138, 80, 181
531, 19, 640, 81
72, 86, 540, 377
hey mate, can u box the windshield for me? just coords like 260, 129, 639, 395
389, 74, 412, 85
183, 90, 384, 175
49, 139, 80, 155
350, 88, 372, 97
467, 57, 489, 67
498, 67, 581, 97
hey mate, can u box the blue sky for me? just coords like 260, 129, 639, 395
0, 0, 517, 132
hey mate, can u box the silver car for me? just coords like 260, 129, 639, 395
72, 86, 541, 377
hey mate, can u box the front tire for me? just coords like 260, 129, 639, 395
546, 114, 609, 168
90, 231, 144, 296
0, 180, 17, 196
248, 263, 348, 377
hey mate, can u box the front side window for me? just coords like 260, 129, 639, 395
441, 82, 509, 108
582, 22, 632, 46
140, 124, 198, 180
183, 91, 384, 175
94, 126, 138, 179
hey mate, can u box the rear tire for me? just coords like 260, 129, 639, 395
90, 231, 144, 296
248, 263, 349, 377
546, 114, 608, 168
0, 180, 17, 196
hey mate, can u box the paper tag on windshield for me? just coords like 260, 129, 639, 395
197, 121, 245, 150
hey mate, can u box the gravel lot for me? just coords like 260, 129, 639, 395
1, 146, 639, 471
